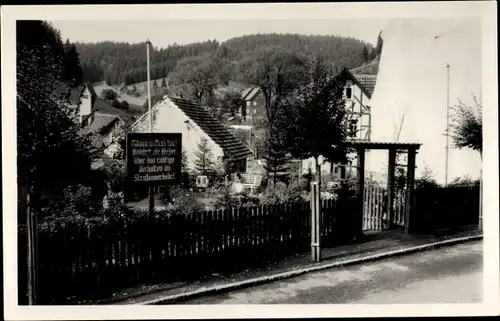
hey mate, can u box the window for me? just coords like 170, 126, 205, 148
345, 87, 352, 99
253, 101, 257, 106
246, 101, 251, 106
350, 119, 358, 136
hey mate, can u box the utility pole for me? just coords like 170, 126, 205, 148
445, 63, 450, 186
147, 39, 154, 219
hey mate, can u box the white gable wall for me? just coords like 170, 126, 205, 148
79, 87, 93, 119
367, 19, 482, 184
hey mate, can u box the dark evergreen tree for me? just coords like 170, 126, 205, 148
74, 34, 372, 86
61, 39, 83, 87
362, 45, 370, 62
375, 31, 384, 56
194, 137, 215, 174
17, 21, 94, 213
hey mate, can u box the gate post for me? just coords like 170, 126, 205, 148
386, 149, 397, 230
404, 148, 416, 233
310, 182, 321, 262
355, 148, 366, 240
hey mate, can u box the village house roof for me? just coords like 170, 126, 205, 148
122, 96, 254, 162
353, 74, 377, 97
54, 82, 97, 107
169, 97, 254, 161
337, 67, 377, 99
241, 87, 261, 101
349, 58, 379, 98
78, 113, 121, 149
80, 113, 120, 136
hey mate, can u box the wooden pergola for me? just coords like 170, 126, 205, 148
342, 141, 422, 235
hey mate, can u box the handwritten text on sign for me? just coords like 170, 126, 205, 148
127, 133, 182, 184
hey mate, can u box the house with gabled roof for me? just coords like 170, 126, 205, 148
55, 82, 98, 126
79, 113, 134, 152
104, 95, 254, 174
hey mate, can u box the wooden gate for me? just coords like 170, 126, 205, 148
363, 185, 406, 231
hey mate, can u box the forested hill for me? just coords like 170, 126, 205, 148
76, 33, 378, 86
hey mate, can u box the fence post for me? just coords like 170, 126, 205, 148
310, 182, 321, 262
479, 170, 483, 231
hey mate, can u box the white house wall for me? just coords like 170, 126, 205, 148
367, 18, 482, 184
79, 88, 93, 119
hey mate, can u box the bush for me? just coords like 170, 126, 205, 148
121, 100, 129, 110
38, 184, 100, 220
101, 89, 118, 101
161, 186, 205, 215
258, 181, 307, 205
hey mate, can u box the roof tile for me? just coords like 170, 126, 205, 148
169, 97, 254, 161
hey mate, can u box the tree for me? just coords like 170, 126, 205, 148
263, 147, 290, 187
121, 100, 129, 110
194, 137, 215, 174
415, 165, 439, 189
281, 57, 350, 183
237, 47, 308, 184
375, 31, 384, 56
74, 35, 370, 86
450, 93, 482, 156
181, 148, 188, 171
17, 35, 94, 214
213, 89, 244, 120
101, 88, 118, 101
169, 52, 225, 102
61, 39, 83, 87
237, 46, 308, 128
362, 45, 370, 62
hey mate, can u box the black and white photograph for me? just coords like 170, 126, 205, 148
2, 2, 498, 320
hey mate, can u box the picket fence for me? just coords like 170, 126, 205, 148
363, 185, 406, 231
18, 198, 359, 304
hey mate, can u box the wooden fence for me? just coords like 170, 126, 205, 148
363, 185, 406, 231
18, 198, 359, 304
413, 184, 480, 234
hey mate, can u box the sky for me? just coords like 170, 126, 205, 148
49, 19, 389, 48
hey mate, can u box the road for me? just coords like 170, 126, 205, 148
181, 241, 483, 304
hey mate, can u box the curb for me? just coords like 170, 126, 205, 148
137, 234, 482, 305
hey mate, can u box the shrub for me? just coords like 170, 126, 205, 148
101, 89, 118, 101
258, 181, 307, 205
121, 100, 129, 110
162, 186, 204, 216
38, 184, 100, 220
